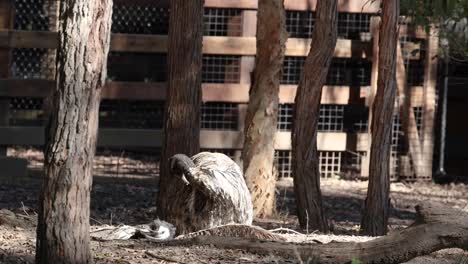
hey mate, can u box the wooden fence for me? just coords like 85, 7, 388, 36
0, 0, 438, 180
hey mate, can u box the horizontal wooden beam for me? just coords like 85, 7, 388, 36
111, 0, 381, 13
0, 127, 163, 147
204, 0, 381, 13
0, 30, 56, 49
286, 38, 371, 58
111, 34, 167, 53
0, 127, 346, 151
0, 79, 356, 104
1, 79, 428, 106
103, 82, 166, 101
0, 31, 373, 58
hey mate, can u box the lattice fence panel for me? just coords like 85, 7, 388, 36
204, 8, 242, 36
11, 48, 55, 79
285, 10, 372, 40
275, 150, 292, 178
14, 0, 49, 31
281, 57, 371, 86
320, 151, 342, 178
112, 3, 169, 34
201, 102, 239, 130
9, 97, 44, 126
202, 55, 241, 83
277, 104, 344, 132
275, 150, 343, 179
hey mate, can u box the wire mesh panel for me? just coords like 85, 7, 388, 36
112, 3, 169, 34
337, 13, 372, 40
274, 150, 292, 178
413, 106, 423, 137
285, 11, 315, 38
281, 57, 305, 85
11, 48, 55, 79
201, 102, 239, 130
202, 55, 241, 83
9, 97, 44, 126
327, 59, 372, 86
285, 11, 372, 40
318, 105, 344, 132
99, 100, 165, 129
390, 113, 403, 180
319, 151, 342, 178
275, 150, 343, 178
204, 8, 242, 36
277, 104, 345, 132
107, 52, 167, 82
281, 57, 371, 86
277, 103, 293, 131
14, 0, 49, 31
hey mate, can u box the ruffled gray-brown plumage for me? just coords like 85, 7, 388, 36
168, 152, 253, 234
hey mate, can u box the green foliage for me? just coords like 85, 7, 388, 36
351, 259, 363, 264
400, 0, 468, 60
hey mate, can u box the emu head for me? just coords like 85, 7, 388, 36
168, 154, 196, 185
149, 219, 176, 240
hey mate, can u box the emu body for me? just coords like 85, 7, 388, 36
168, 152, 253, 234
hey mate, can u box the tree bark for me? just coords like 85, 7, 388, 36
157, 0, 203, 223
292, 0, 338, 233
242, 0, 287, 218
36, 0, 113, 263
171, 204, 468, 264
360, 0, 399, 236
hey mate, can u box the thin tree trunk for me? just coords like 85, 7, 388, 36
36, 0, 112, 263
360, 0, 399, 236
157, 0, 203, 222
292, 0, 338, 233
242, 0, 287, 218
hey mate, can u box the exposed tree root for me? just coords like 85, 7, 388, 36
159, 204, 467, 264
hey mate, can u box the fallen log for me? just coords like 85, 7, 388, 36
162, 204, 468, 264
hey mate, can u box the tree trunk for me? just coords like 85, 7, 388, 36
36, 0, 112, 263
157, 0, 203, 222
169, 204, 468, 264
360, 0, 399, 236
292, 0, 338, 233
242, 0, 287, 218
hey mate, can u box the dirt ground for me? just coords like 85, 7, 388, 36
1, 148, 467, 263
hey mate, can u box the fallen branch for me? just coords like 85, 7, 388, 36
160, 204, 468, 264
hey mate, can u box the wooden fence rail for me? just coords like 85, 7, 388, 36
0, 126, 351, 151
0, 30, 423, 60
0, 79, 426, 106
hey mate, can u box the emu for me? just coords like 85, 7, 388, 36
168, 152, 253, 234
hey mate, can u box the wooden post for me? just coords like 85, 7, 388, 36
362, 16, 380, 178
0, 0, 14, 156
420, 25, 439, 180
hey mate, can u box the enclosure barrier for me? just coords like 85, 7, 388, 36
0, 0, 438, 181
